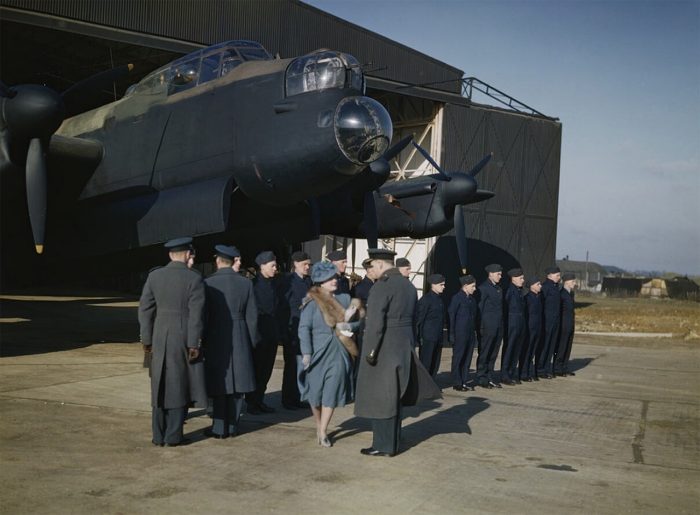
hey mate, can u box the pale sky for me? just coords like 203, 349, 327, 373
306, 0, 700, 274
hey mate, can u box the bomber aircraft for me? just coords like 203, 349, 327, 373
0, 40, 493, 276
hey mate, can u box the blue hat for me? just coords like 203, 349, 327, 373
545, 266, 561, 275
562, 272, 576, 282
527, 276, 542, 287
214, 245, 238, 260
428, 274, 445, 285
291, 251, 310, 262
508, 268, 524, 278
459, 275, 476, 286
326, 250, 347, 261
311, 261, 338, 284
255, 251, 276, 266
485, 263, 502, 273
164, 237, 193, 252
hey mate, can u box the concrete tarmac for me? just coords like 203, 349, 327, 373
0, 292, 698, 514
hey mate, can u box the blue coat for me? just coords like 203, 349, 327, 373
283, 272, 312, 341
253, 275, 285, 343
203, 268, 258, 395
504, 284, 526, 331
541, 279, 561, 326
525, 291, 543, 335
351, 276, 374, 305
478, 280, 503, 332
448, 290, 477, 344
560, 287, 575, 333
298, 293, 357, 407
415, 291, 445, 343
336, 274, 351, 295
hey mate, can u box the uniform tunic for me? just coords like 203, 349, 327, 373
298, 293, 357, 407
476, 279, 504, 383
336, 274, 351, 295
521, 291, 543, 379
448, 290, 477, 386
554, 288, 575, 374
501, 284, 526, 381
352, 276, 374, 305
281, 272, 312, 405
203, 268, 258, 395
415, 290, 445, 376
138, 261, 205, 409
355, 268, 441, 420
537, 279, 561, 376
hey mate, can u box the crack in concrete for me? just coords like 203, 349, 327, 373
632, 399, 649, 464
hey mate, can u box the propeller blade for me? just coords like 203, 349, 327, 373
363, 190, 378, 249
412, 141, 450, 181
383, 134, 413, 162
25, 138, 47, 254
467, 152, 493, 178
454, 204, 468, 274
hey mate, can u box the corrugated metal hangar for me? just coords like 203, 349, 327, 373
0, 0, 561, 290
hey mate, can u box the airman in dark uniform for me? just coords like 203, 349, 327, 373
351, 258, 376, 306
415, 273, 446, 377
396, 257, 412, 279
203, 245, 258, 438
477, 263, 504, 388
327, 250, 350, 295
448, 275, 478, 391
537, 266, 561, 379
246, 251, 284, 414
139, 237, 205, 446
520, 277, 543, 381
501, 268, 526, 385
355, 249, 441, 457
281, 251, 312, 409
554, 272, 576, 377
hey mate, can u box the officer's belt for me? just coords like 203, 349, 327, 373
385, 318, 413, 328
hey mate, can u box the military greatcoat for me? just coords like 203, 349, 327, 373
355, 268, 441, 419
138, 261, 205, 409
203, 267, 258, 395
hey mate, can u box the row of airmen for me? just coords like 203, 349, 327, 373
413, 264, 576, 390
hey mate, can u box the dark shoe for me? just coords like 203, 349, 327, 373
205, 429, 228, 440
479, 381, 493, 389
258, 403, 275, 413
541, 374, 553, 379
521, 377, 533, 382
462, 383, 475, 391
360, 447, 394, 457
151, 440, 164, 447
164, 438, 190, 447
453, 385, 467, 391
501, 379, 515, 386
489, 381, 502, 389
567, 371, 576, 376
247, 404, 262, 415
533, 376, 540, 381
514, 378, 522, 385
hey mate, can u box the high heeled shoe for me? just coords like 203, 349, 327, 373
320, 435, 332, 448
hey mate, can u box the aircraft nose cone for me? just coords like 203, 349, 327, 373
4, 85, 65, 138
442, 172, 477, 205
334, 96, 392, 169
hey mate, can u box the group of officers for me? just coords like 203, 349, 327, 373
138, 237, 574, 456
413, 264, 577, 391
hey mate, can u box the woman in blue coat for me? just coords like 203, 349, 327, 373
298, 261, 362, 448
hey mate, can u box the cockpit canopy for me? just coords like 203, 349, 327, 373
125, 40, 272, 97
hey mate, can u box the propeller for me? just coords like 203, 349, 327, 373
411, 141, 494, 274
361, 135, 413, 248
0, 65, 133, 253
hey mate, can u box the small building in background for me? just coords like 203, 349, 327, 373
557, 258, 607, 292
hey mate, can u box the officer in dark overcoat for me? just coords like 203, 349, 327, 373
501, 268, 527, 385
520, 277, 543, 381
553, 272, 576, 376
476, 263, 504, 388
281, 250, 312, 409
139, 237, 205, 446
246, 251, 284, 414
536, 266, 561, 379
415, 273, 446, 377
327, 249, 351, 295
448, 275, 478, 391
355, 249, 441, 457
203, 245, 258, 438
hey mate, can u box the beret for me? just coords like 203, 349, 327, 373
545, 266, 561, 275
164, 237, 193, 252
214, 244, 238, 260
459, 275, 476, 286
428, 273, 445, 285
311, 261, 338, 284
527, 276, 542, 287
291, 251, 310, 262
326, 250, 347, 261
255, 251, 276, 265
562, 272, 576, 282
395, 257, 411, 267
508, 268, 524, 278
485, 263, 502, 273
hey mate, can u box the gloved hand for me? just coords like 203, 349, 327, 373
344, 304, 358, 322
188, 347, 200, 362
302, 354, 311, 370
336, 322, 352, 332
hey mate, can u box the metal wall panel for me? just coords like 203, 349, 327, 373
0, 0, 463, 93
439, 103, 562, 280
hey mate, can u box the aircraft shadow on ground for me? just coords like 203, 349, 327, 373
0, 294, 139, 357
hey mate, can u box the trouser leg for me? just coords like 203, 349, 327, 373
163, 407, 185, 444
476, 332, 493, 383
486, 327, 503, 381
451, 338, 467, 385
230, 395, 244, 433
419, 339, 436, 374
211, 395, 228, 436
152, 407, 165, 444
247, 340, 277, 406
282, 339, 300, 405
433, 344, 443, 377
